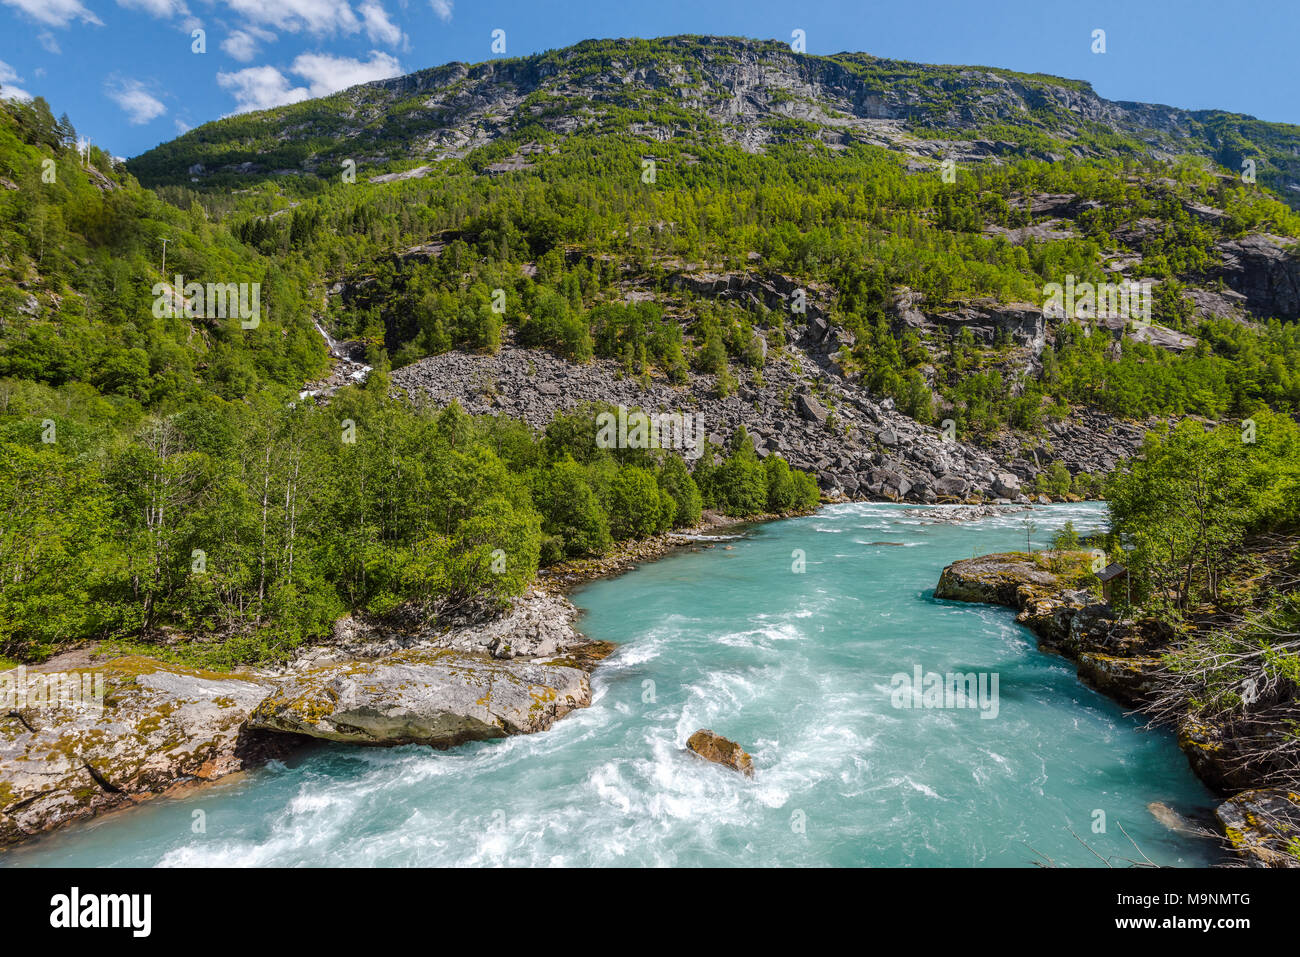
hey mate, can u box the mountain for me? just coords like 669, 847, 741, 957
130, 35, 1300, 204
2, 35, 1300, 861
104, 36, 1300, 504
2, 34, 1300, 670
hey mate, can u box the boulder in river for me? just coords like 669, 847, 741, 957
686, 729, 754, 777
249, 647, 590, 747
1146, 801, 1210, 839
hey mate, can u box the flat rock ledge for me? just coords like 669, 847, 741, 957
934, 553, 1067, 608
1, 593, 604, 849
249, 648, 590, 747
686, 729, 754, 777
0, 657, 293, 849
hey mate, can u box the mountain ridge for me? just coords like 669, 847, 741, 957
128, 35, 1300, 205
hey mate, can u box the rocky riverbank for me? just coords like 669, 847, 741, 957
540, 509, 781, 589
0, 588, 608, 850
0, 499, 813, 850
935, 552, 1299, 866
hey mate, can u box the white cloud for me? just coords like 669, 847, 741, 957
221, 25, 275, 62
360, 1, 402, 46
222, 31, 257, 61
116, 0, 189, 17
217, 65, 309, 113
174, 117, 192, 133
106, 78, 167, 124
37, 31, 61, 53
429, 0, 451, 22
218, 50, 401, 114
290, 50, 401, 96
1, 0, 102, 27
222, 0, 359, 35
0, 60, 32, 102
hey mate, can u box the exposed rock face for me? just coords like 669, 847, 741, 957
249, 648, 590, 747
669, 271, 832, 328
1131, 324, 1198, 352
1075, 653, 1162, 706
1063, 603, 1173, 659
1016, 588, 1092, 647
893, 287, 1054, 364
686, 729, 754, 777
1179, 718, 1249, 793
1175, 712, 1300, 795
0, 657, 286, 849
1215, 789, 1300, 867
1216, 234, 1300, 318
144, 36, 1300, 208
933, 300, 1046, 350
1186, 285, 1250, 321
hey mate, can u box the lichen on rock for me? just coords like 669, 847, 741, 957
1214, 789, 1300, 867
686, 729, 754, 777
0, 657, 285, 849
249, 647, 590, 747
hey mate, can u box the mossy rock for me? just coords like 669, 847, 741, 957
1215, 789, 1300, 867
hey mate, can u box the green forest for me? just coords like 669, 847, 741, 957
2, 73, 1299, 671
177, 95, 1300, 439
0, 95, 817, 667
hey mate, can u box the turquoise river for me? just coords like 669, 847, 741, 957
4, 502, 1222, 867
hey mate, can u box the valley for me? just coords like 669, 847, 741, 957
1, 32, 1298, 869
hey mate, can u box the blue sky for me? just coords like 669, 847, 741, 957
0, 0, 1295, 159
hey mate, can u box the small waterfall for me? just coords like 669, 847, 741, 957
312, 316, 345, 358
301, 317, 372, 399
